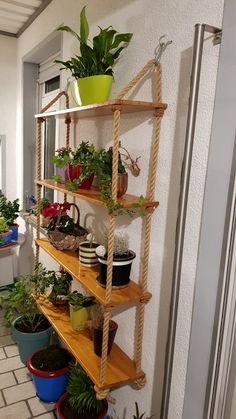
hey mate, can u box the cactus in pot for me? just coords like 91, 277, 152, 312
96, 230, 136, 288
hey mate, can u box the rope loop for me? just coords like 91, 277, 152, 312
134, 376, 147, 389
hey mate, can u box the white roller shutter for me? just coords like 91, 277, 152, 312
38, 52, 61, 84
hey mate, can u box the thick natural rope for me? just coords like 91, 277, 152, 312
116, 59, 156, 100
94, 386, 116, 404
99, 109, 121, 386
135, 65, 163, 381
35, 91, 71, 264
35, 118, 43, 267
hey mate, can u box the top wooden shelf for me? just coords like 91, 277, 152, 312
35, 99, 167, 120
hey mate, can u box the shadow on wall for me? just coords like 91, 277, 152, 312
150, 46, 193, 417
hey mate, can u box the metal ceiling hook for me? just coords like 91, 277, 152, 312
154, 35, 173, 63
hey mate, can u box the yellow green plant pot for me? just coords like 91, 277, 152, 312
77, 75, 113, 105
69, 305, 88, 331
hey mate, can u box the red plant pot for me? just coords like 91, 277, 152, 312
57, 392, 108, 419
68, 164, 94, 189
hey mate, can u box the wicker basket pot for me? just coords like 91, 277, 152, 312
48, 203, 87, 251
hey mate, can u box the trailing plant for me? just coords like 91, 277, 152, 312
55, 6, 133, 79
47, 271, 72, 304
0, 195, 19, 226
67, 366, 104, 416
67, 291, 95, 310
52, 147, 72, 168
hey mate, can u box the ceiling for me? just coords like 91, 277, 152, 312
0, 0, 52, 38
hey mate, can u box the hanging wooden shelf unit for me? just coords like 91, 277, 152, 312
34, 59, 167, 398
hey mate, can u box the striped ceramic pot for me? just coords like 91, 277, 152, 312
79, 241, 99, 267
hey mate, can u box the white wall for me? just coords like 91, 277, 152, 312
0, 36, 17, 200
15, 0, 224, 417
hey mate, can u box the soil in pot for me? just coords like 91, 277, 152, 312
58, 393, 107, 419
31, 345, 73, 371
93, 320, 118, 357
15, 314, 51, 333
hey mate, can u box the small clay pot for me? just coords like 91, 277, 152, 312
117, 172, 128, 197
93, 320, 118, 357
68, 163, 94, 189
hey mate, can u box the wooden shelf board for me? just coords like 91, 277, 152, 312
36, 238, 146, 307
36, 298, 144, 390
34, 179, 159, 210
35, 99, 167, 120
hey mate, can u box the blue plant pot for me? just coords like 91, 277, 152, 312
27, 349, 71, 403
0, 230, 12, 247
12, 316, 53, 365
9, 224, 19, 241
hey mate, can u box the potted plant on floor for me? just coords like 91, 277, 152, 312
27, 345, 74, 403
55, 6, 133, 105
0, 195, 20, 240
0, 217, 12, 247
52, 147, 72, 183
79, 233, 99, 267
0, 272, 53, 365
67, 291, 95, 331
66, 141, 96, 191
57, 366, 108, 419
96, 230, 136, 288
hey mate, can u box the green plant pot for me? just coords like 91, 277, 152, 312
69, 305, 89, 331
12, 315, 53, 365
77, 75, 113, 105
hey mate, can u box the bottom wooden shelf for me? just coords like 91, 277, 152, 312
36, 298, 145, 390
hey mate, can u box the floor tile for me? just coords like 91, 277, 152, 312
0, 391, 5, 407
4, 344, 19, 357
0, 310, 6, 319
34, 413, 55, 419
0, 371, 16, 389
0, 400, 31, 418
0, 317, 6, 326
3, 380, 35, 404
0, 326, 10, 337
0, 355, 24, 373
0, 334, 15, 347
28, 397, 56, 416
14, 367, 32, 384
0, 347, 6, 359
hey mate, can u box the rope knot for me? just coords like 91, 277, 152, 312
135, 376, 147, 389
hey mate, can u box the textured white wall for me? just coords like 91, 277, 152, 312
15, 0, 224, 418
0, 36, 17, 200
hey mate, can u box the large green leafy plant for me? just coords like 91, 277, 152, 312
0, 196, 19, 226
55, 6, 133, 79
67, 366, 104, 416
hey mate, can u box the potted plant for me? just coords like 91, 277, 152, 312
0, 273, 53, 365
56, 6, 133, 105
66, 141, 96, 190
47, 203, 87, 251
0, 195, 20, 240
0, 217, 12, 247
79, 233, 99, 267
96, 231, 135, 288
52, 147, 72, 183
57, 366, 108, 419
27, 345, 74, 403
96, 146, 128, 200
30, 264, 72, 306
67, 291, 95, 331
92, 317, 118, 358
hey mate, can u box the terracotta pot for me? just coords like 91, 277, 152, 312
68, 163, 94, 189
93, 320, 118, 357
117, 172, 128, 197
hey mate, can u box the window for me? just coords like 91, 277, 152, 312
38, 54, 61, 202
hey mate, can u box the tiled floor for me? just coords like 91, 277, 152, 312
0, 310, 57, 419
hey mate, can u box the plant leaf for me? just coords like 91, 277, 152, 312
111, 32, 133, 50
56, 25, 82, 43
80, 6, 89, 44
